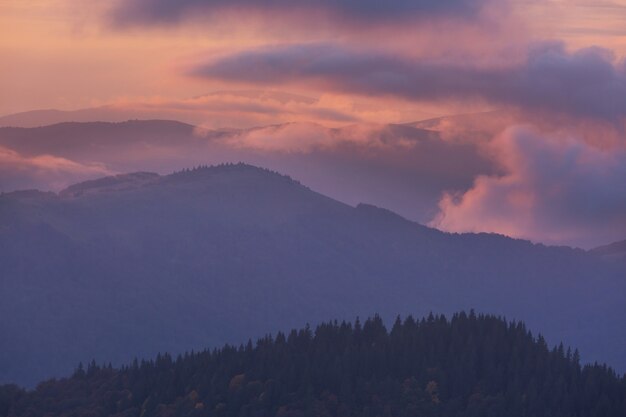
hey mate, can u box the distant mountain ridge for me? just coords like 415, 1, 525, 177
591, 240, 626, 260
1, 164, 624, 387
0, 91, 318, 129
0, 120, 197, 155
0, 108, 150, 129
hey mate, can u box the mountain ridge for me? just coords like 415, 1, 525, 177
1, 164, 624, 387
14, 164, 602, 251
591, 240, 626, 259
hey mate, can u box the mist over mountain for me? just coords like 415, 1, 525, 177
3, 113, 624, 248
0, 91, 347, 130
1, 164, 624, 387
0, 120, 494, 225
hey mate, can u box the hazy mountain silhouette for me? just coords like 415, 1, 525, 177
0, 120, 197, 156
1, 164, 624, 387
591, 240, 626, 260
0, 109, 123, 129
0, 91, 319, 129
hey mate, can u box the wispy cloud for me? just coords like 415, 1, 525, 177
0, 145, 113, 191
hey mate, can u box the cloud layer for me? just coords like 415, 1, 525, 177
111, 0, 489, 26
191, 42, 626, 122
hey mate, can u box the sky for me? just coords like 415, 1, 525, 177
1, 0, 626, 248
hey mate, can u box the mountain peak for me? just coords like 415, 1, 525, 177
57, 163, 307, 199
59, 172, 160, 197
165, 162, 305, 186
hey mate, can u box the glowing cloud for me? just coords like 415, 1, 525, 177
431, 127, 626, 248
0, 145, 113, 191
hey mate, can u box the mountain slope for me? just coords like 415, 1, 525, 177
1, 164, 624, 386
592, 240, 626, 260
2, 313, 625, 417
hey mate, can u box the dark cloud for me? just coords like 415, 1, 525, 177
111, 0, 486, 26
191, 42, 626, 121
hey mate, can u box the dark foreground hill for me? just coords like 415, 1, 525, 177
1, 313, 625, 417
1, 164, 625, 386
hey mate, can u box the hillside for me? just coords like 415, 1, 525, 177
0, 164, 625, 387
591, 240, 626, 260
1, 313, 624, 417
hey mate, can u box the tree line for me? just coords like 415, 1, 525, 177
1, 311, 624, 416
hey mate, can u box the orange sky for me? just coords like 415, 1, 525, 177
2, 0, 626, 121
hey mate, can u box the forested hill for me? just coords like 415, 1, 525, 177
1, 313, 624, 417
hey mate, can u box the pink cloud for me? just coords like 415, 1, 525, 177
430, 127, 626, 248
0, 145, 113, 191
213, 122, 424, 153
